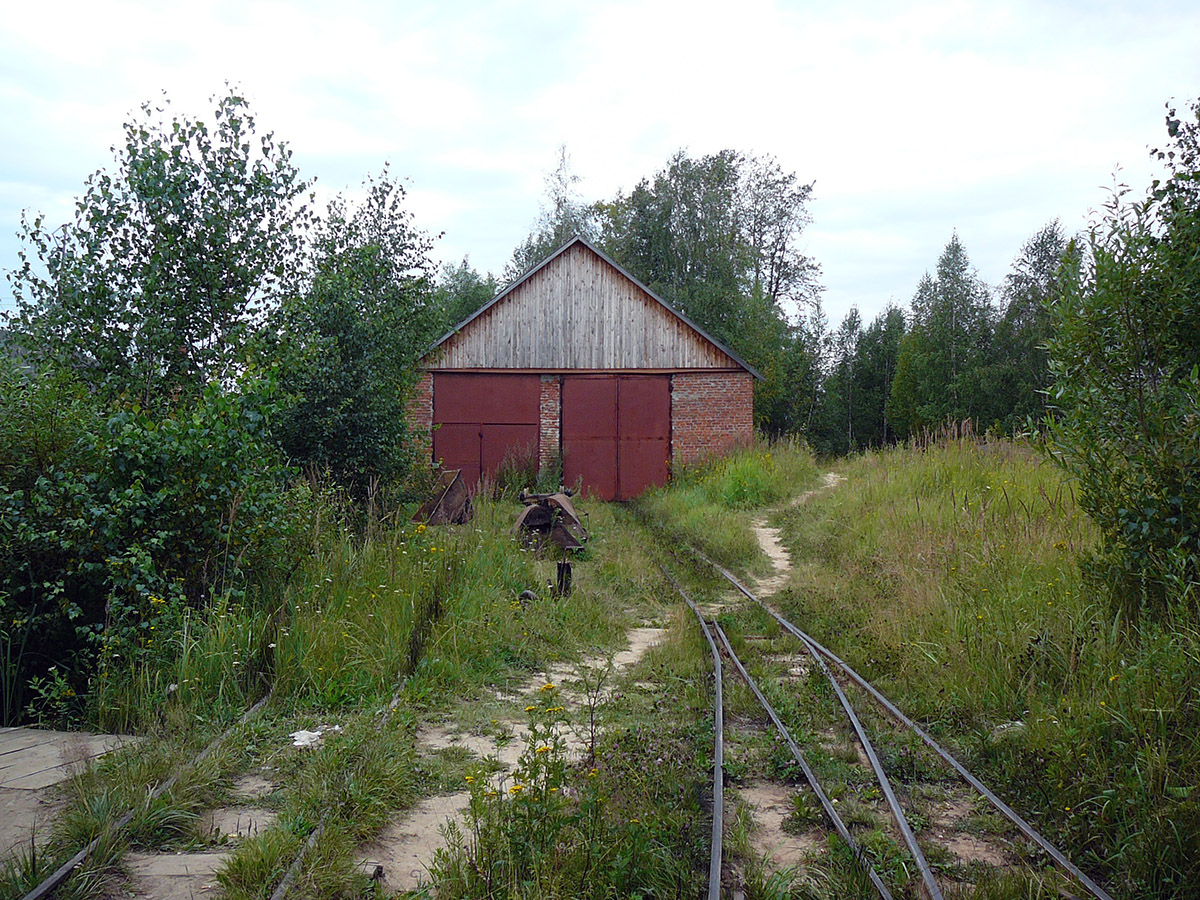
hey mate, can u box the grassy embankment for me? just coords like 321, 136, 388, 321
2, 479, 740, 898
7, 437, 1195, 899
758, 438, 1198, 899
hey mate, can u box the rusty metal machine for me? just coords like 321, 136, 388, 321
512, 490, 588, 595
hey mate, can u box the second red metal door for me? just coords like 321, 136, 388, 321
562, 375, 669, 501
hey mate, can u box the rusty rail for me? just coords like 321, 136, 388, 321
697, 551, 1116, 900
21, 692, 272, 900
660, 564, 724, 900
660, 563, 894, 898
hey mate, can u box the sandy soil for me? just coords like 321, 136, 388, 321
740, 782, 824, 868
749, 472, 843, 598
359, 623, 666, 891
109, 851, 228, 899
357, 793, 473, 893
929, 792, 1011, 867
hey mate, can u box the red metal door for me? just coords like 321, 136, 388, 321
617, 376, 670, 498
562, 375, 670, 501
432, 374, 540, 489
562, 376, 618, 500
481, 424, 538, 476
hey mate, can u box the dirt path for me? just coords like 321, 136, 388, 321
750, 472, 843, 597
358, 624, 667, 893
738, 471, 1015, 885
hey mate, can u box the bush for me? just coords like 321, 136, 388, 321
1044, 101, 1200, 619
0, 363, 310, 725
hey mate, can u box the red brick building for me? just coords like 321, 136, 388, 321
410, 238, 758, 500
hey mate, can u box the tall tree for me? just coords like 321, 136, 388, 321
594, 148, 821, 430
7, 91, 310, 406
817, 308, 863, 455
271, 171, 435, 495
888, 234, 995, 434
430, 257, 497, 334
504, 146, 597, 282
853, 305, 906, 447
988, 221, 1076, 430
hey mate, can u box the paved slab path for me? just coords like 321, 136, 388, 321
0, 727, 134, 858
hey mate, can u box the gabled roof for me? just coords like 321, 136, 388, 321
425, 236, 761, 379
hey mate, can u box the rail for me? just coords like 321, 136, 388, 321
697, 550, 1115, 900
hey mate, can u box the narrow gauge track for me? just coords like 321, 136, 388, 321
674, 549, 1114, 900
267, 680, 411, 900
20, 693, 273, 900
19, 663, 411, 900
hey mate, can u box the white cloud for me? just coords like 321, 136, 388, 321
2, 0, 1198, 325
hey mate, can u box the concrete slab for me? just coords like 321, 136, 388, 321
119, 851, 228, 899
201, 806, 277, 841
0, 787, 67, 858
0, 728, 135, 791
0, 728, 136, 865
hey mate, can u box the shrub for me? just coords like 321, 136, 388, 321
1044, 102, 1200, 619
0, 363, 310, 725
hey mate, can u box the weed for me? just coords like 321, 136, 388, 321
768, 436, 1200, 897
782, 790, 821, 834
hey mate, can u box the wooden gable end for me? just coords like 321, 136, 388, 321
429, 241, 745, 371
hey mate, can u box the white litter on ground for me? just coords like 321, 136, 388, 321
290, 724, 343, 748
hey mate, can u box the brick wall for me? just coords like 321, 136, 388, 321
670, 371, 754, 467
538, 375, 562, 471
407, 371, 434, 464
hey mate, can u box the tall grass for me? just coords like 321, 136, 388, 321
771, 435, 1199, 898
638, 439, 819, 571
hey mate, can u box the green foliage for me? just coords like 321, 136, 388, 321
987, 222, 1076, 431
886, 235, 995, 437
1044, 100, 1200, 618
0, 362, 308, 726
638, 441, 817, 571
812, 305, 909, 456
431, 256, 498, 333
432, 699, 708, 898
270, 170, 435, 497
7, 90, 309, 407
771, 439, 1199, 897
595, 149, 822, 433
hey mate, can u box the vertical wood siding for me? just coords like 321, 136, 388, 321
433, 243, 739, 370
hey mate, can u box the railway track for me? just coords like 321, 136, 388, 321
20, 694, 273, 900
10, 499, 1121, 899
671, 550, 1115, 900
17, 677, 412, 900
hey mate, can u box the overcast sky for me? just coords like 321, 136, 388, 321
2, 0, 1198, 326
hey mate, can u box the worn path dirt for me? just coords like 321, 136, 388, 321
749, 472, 843, 598
739, 471, 1013, 882
357, 624, 667, 894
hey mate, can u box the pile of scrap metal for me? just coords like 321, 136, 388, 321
512, 490, 588, 550
412, 469, 473, 525
513, 489, 588, 596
